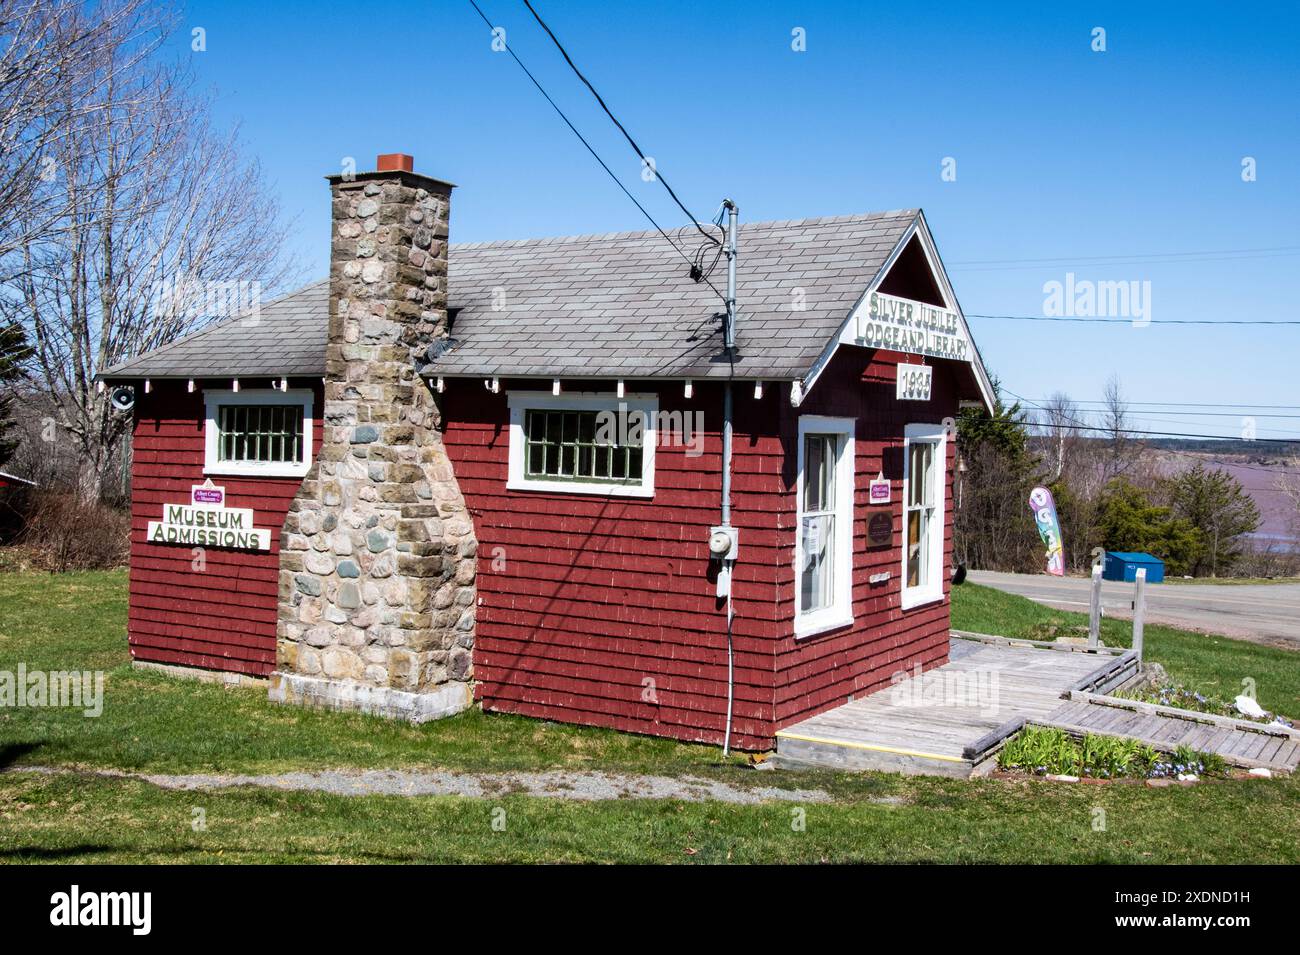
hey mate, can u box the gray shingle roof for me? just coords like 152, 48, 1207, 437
98, 280, 329, 380
100, 210, 918, 382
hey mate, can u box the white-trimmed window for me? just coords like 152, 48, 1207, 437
204, 388, 313, 478
901, 422, 947, 609
794, 415, 855, 637
507, 391, 656, 497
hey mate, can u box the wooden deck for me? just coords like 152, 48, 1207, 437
775, 637, 1127, 777
775, 635, 1300, 776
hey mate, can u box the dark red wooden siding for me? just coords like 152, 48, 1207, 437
773, 347, 959, 728
443, 380, 784, 750
127, 380, 322, 676
444, 351, 965, 749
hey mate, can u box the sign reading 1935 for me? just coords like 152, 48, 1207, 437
896, 363, 933, 401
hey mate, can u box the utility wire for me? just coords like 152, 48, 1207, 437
967, 313, 1300, 326
465, 0, 725, 304
1023, 407, 1300, 420
1000, 389, 1300, 476
1018, 419, 1299, 444
1025, 399, 1300, 411
520, 0, 721, 249
951, 244, 1300, 267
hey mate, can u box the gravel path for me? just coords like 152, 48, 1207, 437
8, 766, 831, 804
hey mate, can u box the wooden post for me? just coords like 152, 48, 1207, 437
1132, 567, 1146, 662
1088, 563, 1103, 647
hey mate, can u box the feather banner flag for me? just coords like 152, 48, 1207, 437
1029, 486, 1065, 576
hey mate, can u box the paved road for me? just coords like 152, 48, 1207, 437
968, 570, 1300, 649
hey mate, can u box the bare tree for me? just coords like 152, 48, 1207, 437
1, 1, 298, 500
1100, 373, 1139, 483
1039, 390, 1081, 483
0, 0, 152, 277
1277, 463, 1300, 546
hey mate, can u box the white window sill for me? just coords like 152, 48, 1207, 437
900, 588, 945, 611
506, 477, 653, 498
205, 464, 310, 480
794, 612, 854, 640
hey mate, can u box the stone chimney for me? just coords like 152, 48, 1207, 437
270, 154, 477, 721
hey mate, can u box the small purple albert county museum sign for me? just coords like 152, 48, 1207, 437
191, 479, 225, 506
869, 475, 890, 505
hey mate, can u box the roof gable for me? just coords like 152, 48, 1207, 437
797, 211, 994, 411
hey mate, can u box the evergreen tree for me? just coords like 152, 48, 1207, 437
0, 322, 31, 468
1098, 479, 1202, 576
954, 381, 1043, 572
1167, 463, 1261, 576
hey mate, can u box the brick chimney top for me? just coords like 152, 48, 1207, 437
376, 153, 414, 172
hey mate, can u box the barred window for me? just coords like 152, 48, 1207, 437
523, 408, 643, 486
507, 392, 656, 498
204, 389, 313, 478
218, 403, 304, 465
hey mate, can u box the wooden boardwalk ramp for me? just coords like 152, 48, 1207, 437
1041, 692, 1300, 774
775, 637, 1133, 777
775, 634, 1300, 776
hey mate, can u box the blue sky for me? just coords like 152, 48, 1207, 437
180, 0, 1299, 439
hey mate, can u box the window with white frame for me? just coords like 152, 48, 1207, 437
506, 391, 656, 497
204, 389, 313, 478
795, 416, 854, 637
901, 422, 947, 609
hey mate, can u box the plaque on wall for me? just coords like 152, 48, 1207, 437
867, 511, 892, 548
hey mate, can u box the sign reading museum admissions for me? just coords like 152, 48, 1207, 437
146, 482, 271, 550
855, 291, 970, 362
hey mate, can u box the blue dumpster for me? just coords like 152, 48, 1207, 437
1102, 551, 1165, 584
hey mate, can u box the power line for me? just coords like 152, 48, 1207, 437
949, 245, 1300, 272
1001, 389, 1300, 476
464, 0, 725, 303
520, 0, 721, 250
1121, 415, 1300, 439
1022, 419, 1298, 444
967, 313, 1300, 326
1023, 406, 1300, 420
952, 244, 1300, 266
1025, 399, 1300, 411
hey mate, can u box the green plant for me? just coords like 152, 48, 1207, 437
1081, 734, 1145, 779
1097, 478, 1203, 576
998, 727, 1080, 775
998, 727, 1226, 780
1166, 463, 1261, 577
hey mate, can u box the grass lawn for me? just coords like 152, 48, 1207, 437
952, 581, 1300, 718
2, 568, 1299, 863
0, 569, 730, 776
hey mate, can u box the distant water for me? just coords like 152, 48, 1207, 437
1161, 455, 1299, 552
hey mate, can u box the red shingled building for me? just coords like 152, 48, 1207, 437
99, 155, 993, 750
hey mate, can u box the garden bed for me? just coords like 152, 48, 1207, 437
997, 726, 1228, 781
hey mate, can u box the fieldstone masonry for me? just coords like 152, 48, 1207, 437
269, 159, 477, 721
